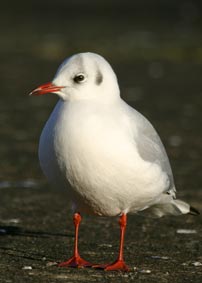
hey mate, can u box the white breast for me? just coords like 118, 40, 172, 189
39, 100, 168, 216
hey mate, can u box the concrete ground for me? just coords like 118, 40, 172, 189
0, 185, 201, 283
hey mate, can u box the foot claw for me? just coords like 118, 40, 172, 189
93, 260, 129, 272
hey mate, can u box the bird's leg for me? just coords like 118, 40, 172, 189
94, 213, 129, 271
58, 212, 93, 268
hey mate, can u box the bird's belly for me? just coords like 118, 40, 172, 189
39, 109, 168, 217
56, 138, 168, 216
64, 155, 168, 216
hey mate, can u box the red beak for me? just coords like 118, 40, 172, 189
29, 82, 65, 96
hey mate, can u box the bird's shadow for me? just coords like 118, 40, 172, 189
0, 225, 73, 238
0, 225, 73, 262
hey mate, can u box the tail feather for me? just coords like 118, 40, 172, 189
173, 199, 190, 214
138, 195, 199, 218
189, 206, 200, 216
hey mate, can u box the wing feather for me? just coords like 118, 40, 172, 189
122, 101, 176, 196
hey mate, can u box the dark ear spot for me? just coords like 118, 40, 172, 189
95, 69, 103, 85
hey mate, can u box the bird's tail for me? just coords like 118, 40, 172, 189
138, 195, 199, 218
172, 199, 199, 216
189, 205, 200, 216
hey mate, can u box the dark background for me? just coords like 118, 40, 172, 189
0, 1, 202, 282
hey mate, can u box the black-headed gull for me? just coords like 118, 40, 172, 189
30, 52, 199, 271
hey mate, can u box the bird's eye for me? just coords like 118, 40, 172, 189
73, 73, 86, 83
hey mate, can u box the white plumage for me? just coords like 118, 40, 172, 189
35, 52, 194, 218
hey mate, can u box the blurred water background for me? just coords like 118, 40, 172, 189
1, 0, 202, 204
0, 1, 202, 282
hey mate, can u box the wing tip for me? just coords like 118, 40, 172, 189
189, 206, 200, 216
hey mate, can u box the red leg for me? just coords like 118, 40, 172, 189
58, 213, 93, 268
94, 213, 129, 271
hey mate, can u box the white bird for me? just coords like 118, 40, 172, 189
30, 52, 199, 271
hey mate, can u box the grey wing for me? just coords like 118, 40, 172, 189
124, 102, 176, 196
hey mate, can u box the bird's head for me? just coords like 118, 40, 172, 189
30, 52, 120, 101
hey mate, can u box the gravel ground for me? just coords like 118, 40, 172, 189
0, 185, 201, 283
